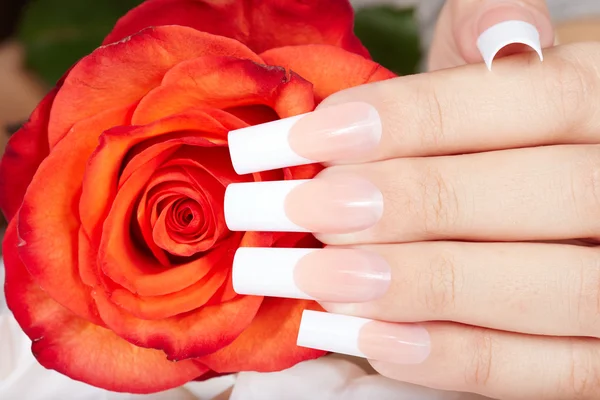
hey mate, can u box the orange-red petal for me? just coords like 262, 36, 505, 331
3, 220, 208, 394
80, 110, 238, 245
93, 289, 263, 361
17, 104, 134, 325
49, 26, 262, 147
200, 298, 326, 372
132, 57, 314, 125
261, 44, 396, 102
104, 0, 369, 58
0, 89, 56, 222
110, 262, 229, 320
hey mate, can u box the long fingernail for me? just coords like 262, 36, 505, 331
228, 102, 381, 175
224, 176, 383, 233
232, 248, 391, 301
477, 20, 542, 70
297, 311, 431, 364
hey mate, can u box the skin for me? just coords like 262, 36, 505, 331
312, 2, 600, 398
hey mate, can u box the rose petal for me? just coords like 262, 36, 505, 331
110, 261, 229, 320
149, 166, 227, 257
0, 89, 56, 222
81, 110, 237, 246
200, 298, 326, 372
49, 26, 262, 147
93, 287, 263, 361
260, 44, 396, 102
17, 104, 134, 324
104, 0, 369, 58
132, 57, 315, 125
99, 157, 237, 296
3, 220, 209, 394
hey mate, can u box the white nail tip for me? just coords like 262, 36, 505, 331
477, 20, 543, 70
232, 247, 316, 299
297, 310, 370, 358
224, 180, 309, 232
228, 113, 313, 175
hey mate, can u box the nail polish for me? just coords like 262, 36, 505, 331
297, 310, 431, 364
228, 102, 381, 174
224, 176, 383, 233
232, 247, 391, 302
477, 20, 543, 70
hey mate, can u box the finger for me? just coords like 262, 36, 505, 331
296, 313, 600, 399
322, 242, 600, 338
227, 44, 600, 174
429, 0, 554, 71
226, 145, 600, 241
231, 242, 600, 338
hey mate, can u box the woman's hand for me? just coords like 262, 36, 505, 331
428, 0, 554, 70
224, 43, 600, 399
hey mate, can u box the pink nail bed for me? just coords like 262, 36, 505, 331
297, 311, 431, 364
284, 175, 384, 234
293, 248, 391, 302
228, 102, 381, 174
359, 321, 431, 364
232, 248, 391, 302
288, 102, 381, 162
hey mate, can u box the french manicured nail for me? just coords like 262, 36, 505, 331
228, 102, 381, 174
297, 311, 431, 364
477, 20, 542, 70
232, 248, 391, 301
224, 176, 383, 233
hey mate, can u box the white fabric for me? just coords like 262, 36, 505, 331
0, 258, 488, 399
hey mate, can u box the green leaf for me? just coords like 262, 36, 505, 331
354, 6, 421, 76
18, 0, 142, 84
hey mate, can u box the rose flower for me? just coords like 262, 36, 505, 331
0, 0, 394, 393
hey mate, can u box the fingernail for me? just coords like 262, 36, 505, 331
224, 176, 383, 233
232, 248, 391, 302
228, 102, 381, 175
297, 310, 431, 364
477, 20, 542, 70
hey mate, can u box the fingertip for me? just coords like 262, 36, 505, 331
454, 1, 554, 67
477, 20, 543, 70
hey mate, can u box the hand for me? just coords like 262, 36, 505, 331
427, 0, 554, 70
224, 42, 600, 400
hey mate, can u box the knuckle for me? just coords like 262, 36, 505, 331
418, 249, 461, 315
411, 77, 449, 149
569, 147, 600, 232
539, 45, 600, 133
464, 328, 496, 388
571, 250, 600, 336
415, 164, 460, 235
562, 340, 600, 399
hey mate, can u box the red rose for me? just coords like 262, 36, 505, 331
0, 0, 394, 393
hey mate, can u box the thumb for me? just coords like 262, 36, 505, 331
428, 0, 555, 71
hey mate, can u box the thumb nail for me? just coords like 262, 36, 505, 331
477, 19, 542, 70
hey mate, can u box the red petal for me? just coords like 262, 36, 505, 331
200, 298, 326, 372
110, 263, 229, 320
132, 57, 315, 125
49, 26, 262, 147
99, 156, 238, 296
104, 0, 369, 58
80, 110, 238, 246
93, 288, 263, 361
261, 44, 396, 102
0, 89, 56, 222
284, 164, 324, 180
17, 105, 134, 324
3, 220, 208, 393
